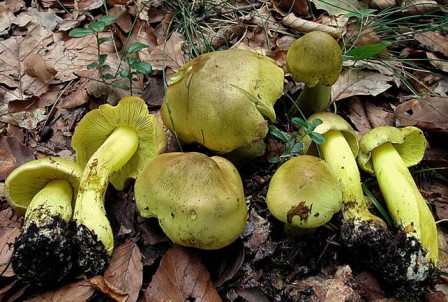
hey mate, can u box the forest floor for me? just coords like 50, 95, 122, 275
0, 0, 447, 301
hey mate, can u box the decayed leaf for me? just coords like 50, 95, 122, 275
26, 280, 95, 301
89, 276, 128, 302
281, 14, 341, 39
395, 97, 448, 131
102, 240, 143, 302
310, 0, 368, 16
272, 0, 311, 16
332, 69, 393, 101
347, 97, 372, 135
145, 245, 222, 302
0, 103, 47, 130
0, 228, 20, 277
415, 32, 448, 57
147, 31, 188, 76
0, 136, 35, 181
427, 52, 448, 72
75, 0, 103, 10
364, 101, 396, 128
23, 53, 57, 84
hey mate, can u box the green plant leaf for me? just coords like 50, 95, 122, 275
268, 156, 281, 164
114, 82, 129, 90
309, 118, 323, 130
290, 142, 304, 155
120, 70, 131, 78
309, 132, 325, 145
98, 15, 116, 26
291, 117, 308, 129
128, 42, 149, 54
87, 62, 97, 70
101, 64, 110, 70
131, 62, 152, 74
345, 43, 391, 61
98, 36, 113, 45
98, 54, 108, 65
89, 21, 106, 33
269, 125, 292, 144
69, 28, 94, 38
103, 73, 115, 80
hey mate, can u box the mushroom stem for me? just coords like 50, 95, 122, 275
295, 83, 331, 116
372, 142, 438, 265
24, 179, 73, 229
11, 179, 74, 286
73, 126, 139, 274
319, 131, 385, 225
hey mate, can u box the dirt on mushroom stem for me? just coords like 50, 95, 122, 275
11, 214, 73, 287
340, 219, 438, 301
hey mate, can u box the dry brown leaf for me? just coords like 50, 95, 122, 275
400, 0, 441, 15
0, 227, 20, 277
23, 53, 57, 84
26, 280, 95, 302
75, 0, 103, 10
145, 245, 222, 302
332, 69, 393, 101
395, 97, 448, 131
271, 0, 311, 16
89, 276, 128, 302
415, 32, 448, 57
347, 97, 372, 135
103, 240, 143, 302
0, 135, 35, 181
0, 207, 23, 229
147, 31, 187, 77
427, 52, 448, 72
281, 13, 341, 39
364, 102, 396, 128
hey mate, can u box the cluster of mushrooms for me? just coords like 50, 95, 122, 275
5, 31, 439, 297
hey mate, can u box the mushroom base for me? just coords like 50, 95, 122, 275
72, 224, 109, 277
341, 220, 437, 300
11, 216, 72, 287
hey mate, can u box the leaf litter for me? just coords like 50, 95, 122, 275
0, 1, 447, 301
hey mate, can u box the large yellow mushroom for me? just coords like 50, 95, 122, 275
71, 96, 167, 276
134, 152, 247, 250
161, 49, 284, 157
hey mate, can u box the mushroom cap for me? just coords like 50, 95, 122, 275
266, 155, 342, 228
357, 126, 426, 175
134, 152, 247, 250
72, 96, 167, 190
286, 31, 342, 87
161, 49, 284, 153
306, 112, 359, 156
5, 157, 82, 216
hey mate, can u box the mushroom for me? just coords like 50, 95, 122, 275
161, 49, 284, 157
304, 112, 388, 247
286, 31, 342, 116
358, 126, 438, 280
71, 96, 167, 276
266, 155, 342, 233
5, 157, 82, 286
134, 152, 247, 250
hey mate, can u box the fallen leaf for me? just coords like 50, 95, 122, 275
147, 31, 188, 76
415, 32, 448, 57
427, 52, 448, 72
311, 0, 368, 16
347, 97, 372, 135
272, 0, 311, 16
89, 276, 128, 302
281, 14, 341, 39
25, 280, 95, 301
0, 135, 35, 181
23, 53, 57, 84
145, 245, 222, 302
364, 102, 396, 128
75, 0, 103, 10
0, 227, 20, 277
103, 240, 143, 302
395, 97, 448, 131
332, 69, 393, 101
